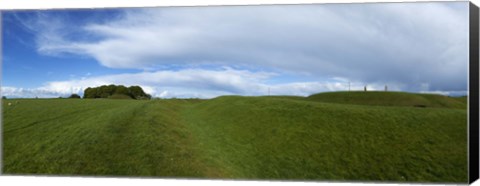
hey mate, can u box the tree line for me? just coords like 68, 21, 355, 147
83, 85, 152, 99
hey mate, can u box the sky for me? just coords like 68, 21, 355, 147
1, 2, 470, 98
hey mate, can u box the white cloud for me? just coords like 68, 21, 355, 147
9, 2, 470, 95
1, 86, 77, 98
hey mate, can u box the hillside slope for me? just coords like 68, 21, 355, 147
307, 91, 466, 109
184, 96, 467, 182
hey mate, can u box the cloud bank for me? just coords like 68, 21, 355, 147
4, 2, 469, 98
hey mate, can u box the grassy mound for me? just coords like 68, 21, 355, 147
307, 91, 466, 109
184, 96, 467, 182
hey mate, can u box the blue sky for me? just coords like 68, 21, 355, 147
1, 2, 469, 98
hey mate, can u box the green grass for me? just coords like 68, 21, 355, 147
452, 96, 468, 105
2, 92, 468, 182
2, 99, 216, 177
307, 91, 467, 109
184, 96, 467, 182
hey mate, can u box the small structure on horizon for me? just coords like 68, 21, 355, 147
364, 85, 367, 92
385, 85, 388, 92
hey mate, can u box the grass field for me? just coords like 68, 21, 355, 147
1, 92, 468, 182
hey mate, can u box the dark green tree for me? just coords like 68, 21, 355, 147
69, 94, 81, 99
97, 85, 108, 98
128, 86, 149, 99
83, 85, 151, 100
106, 84, 117, 95
83, 87, 96, 98
114, 85, 130, 97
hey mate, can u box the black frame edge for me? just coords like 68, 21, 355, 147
469, 1, 480, 184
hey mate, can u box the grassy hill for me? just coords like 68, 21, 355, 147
185, 96, 467, 181
452, 96, 468, 105
2, 99, 214, 177
307, 91, 467, 109
2, 92, 468, 182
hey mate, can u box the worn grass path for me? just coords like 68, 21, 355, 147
3, 99, 222, 177
2, 94, 468, 182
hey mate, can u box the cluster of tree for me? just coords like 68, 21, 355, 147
83, 85, 152, 100
68, 94, 81, 99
